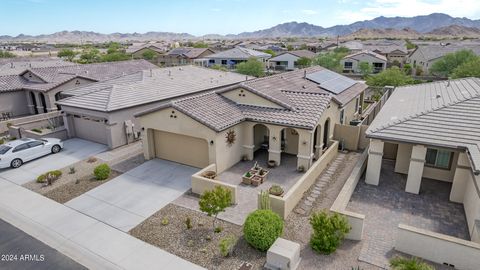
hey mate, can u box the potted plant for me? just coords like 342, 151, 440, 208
251, 175, 262, 187
201, 170, 217, 180
242, 171, 253, 185
269, 185, 284, 196
267, 160, 276, 168
297, 165, 305, 173
251, 161, 261, 174
257, 168, 269, 182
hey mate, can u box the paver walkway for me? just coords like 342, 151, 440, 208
66, 159, 197, 232
0, 178, 204, 270
293, 153, 346, 215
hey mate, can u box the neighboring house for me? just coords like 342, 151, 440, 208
268, 50, 316, 71
0, 60, 156, 118
364, 78, 480, 243
0, 58, 75, 76
206, 47, 271, 69
56, 66, 250, 149
340, 50, 387, 74
157, 47, 215, 67
128, 44, 166, 59
407, 44, 480, 73
364, 44, 409, 65
135, 66, 367, 172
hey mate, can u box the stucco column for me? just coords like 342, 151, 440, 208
143, 128, 155, 160
365, 139, 384, 185
33, 92, 45, 114
314, 125, 323, 159
46, 93, 58, 112
25, 91, 35, 114
268, 127, 282, 166
242, 123, 255, 160
297, 130, 314, 170
405, 145, 427, 194
450, 152, 471, 203
62, 113, 75, 138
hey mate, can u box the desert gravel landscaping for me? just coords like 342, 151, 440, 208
130, 204, 266, 270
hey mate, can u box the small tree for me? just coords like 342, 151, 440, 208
366, 67, 414, 87
296, 57, 312, 68
390, 256, 434, 270
0, 50, 16, 58
142, 50, 157, 60
57, 49, 76, 61
452, 57, 480, 78
263, 49, 276, 57
403, 64, 413, 75
309, 210, 350, 254
358, 61, 372, 77
236, 57, 264, 77
199, 186, 232, 230
430, 49, 477, 77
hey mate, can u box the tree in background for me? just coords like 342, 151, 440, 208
358, 61, 372, 77
79, 48, 101, 64
57, 49, 76, 62
106, 42, 122, 54
403, 64, 413, 75
430, 49, 477, 77
236, 57, 264, 77
0, 51, 16, 58
286, 45, 294, 51
263, 49, 276, 57
142, 50, 157, 61
192, 41, 208, 48
333, 46, 350, 54
296, 57, 312, 68
451, 58, 480, 78
405, 39, 416, 50
210, 64, 228, 72
366, 67, 414, 87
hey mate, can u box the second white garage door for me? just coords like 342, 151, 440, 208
73, 117, 108, 145
153, 130, 209, 168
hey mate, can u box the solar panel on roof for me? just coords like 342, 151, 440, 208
306, 70, 356, 94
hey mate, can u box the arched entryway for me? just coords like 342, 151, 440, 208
39, 93, 47, 113
313, 125, 321, 159
323, 118, 330, 149
30, 92, 38, 114
253, 124, 270, 160
55, 92, 62, 110
281, 127, 299, 156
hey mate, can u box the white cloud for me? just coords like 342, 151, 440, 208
301, 9, 318, 15
339, 0, 480, 23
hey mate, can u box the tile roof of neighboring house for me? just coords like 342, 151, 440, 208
343, 50, 388, 62
413, 45, 480, 62
166, 47, 213, 59
270, 50, 316, 61
207, 47, 271, 60
137, 67, 366, 132
126, 43, 167, 53
0, 58, 75, 76
57, 65, 251, 112
0, 59, 157, 93
366, 78, 480, 174
364, 45, 408, 55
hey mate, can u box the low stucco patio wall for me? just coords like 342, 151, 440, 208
396, 224, 480, 270
22, 128, 68, 141
0, 111, 61, 134
191, 164, 238, 204
330, 149, 367, 241
261, 141, 339, 219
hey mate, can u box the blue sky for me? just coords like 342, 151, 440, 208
1, 0, 479, 36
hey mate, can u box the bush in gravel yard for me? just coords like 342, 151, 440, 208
219, 235, 237, 257
243, 209, 283, 251
36, 170, 62, 183
390, 256, 434, 270
93, 163, 111, 180
0, 138, 4, 145
199, 186, 232, 230
309, 210, 350, 254
31, 128, 42, 133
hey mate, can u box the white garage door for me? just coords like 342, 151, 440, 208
73, 117, 108, 145
154, 130, 209, 168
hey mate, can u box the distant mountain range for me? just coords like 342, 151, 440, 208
1, 13, 479, 43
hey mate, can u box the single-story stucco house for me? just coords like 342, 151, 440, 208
135, 66, 367, 173
56, 66, 251, 149
268, 50, 317, 71
340, 50, 387, 74
206, 47, 271, 69
0, 59, 157, 118
365, 77, 480, 243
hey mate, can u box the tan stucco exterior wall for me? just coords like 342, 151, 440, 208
341, 97, 360, 125
0, 91, 30, 117
221, 88, 283, 108
394, 142, 458, 182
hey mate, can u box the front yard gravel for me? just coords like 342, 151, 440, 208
130, 204, 266, 270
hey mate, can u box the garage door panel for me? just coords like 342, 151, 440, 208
153, 130, 208, 168
73, 117, 108, 145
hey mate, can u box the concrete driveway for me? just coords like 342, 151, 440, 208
0, 138, 107, 185
65, 159, 198, 232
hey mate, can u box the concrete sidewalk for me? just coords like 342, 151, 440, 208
0, 179, 204, 270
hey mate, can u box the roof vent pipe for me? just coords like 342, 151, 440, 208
303, 70, 307, 79
168, 70, 171, 76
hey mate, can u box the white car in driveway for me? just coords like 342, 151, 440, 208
0, 138, 63, 169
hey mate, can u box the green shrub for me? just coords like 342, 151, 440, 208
0, 138, 4, 145
185, 217, 192, 230
243, 209, 283, 251
93, 163, 111, 180
214, 226, 223, 233
309, 210, 350, 254
31, 128, 42, 133
161, 217, 169, 226
219, 235, 237, 257
36, 170, 62, 183
390, 256, 434, 270
9, 136, 16, 141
